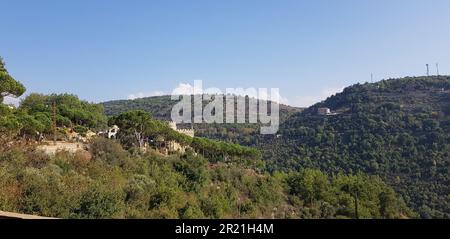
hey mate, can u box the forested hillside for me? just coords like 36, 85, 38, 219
0, 139, 412, 219
259, 77, 450, 218
103, 95, 301, 122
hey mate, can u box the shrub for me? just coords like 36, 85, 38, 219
89, 137, 129, 166
73, 125, 88, 136
75, 185, 124, 219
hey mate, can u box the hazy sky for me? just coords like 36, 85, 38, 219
2, 0, 450, 106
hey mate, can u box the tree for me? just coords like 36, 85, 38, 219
0, 114, 21, 142
379, 190, 399, 219
287, 169, 330, 205
109, 110, 154, 149
336, 174, 365, 219
17, 112, 45, 139
0, 57, 26, 103
20, 93, 107, 129
0, 57, 6, 72
76, 186, 124, 219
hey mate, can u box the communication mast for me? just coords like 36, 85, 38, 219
436, 63, 440, 76
53, 101, 57, 145
426, 64, 430, 76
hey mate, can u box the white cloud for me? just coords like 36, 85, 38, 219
127, 90, 166, 100
291, 87, 344, 107
171, 83, 203, 95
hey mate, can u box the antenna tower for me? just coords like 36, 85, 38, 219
53, 101, 57, 145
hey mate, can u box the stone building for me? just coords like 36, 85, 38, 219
166, 121, 195, 154
168, 121, 195, 137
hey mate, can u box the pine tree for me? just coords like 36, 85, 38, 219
0, 56, 26, 103
0, 57, 7, 72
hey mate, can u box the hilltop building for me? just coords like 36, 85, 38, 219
317, 107, 331, 115
169, 121, 195, 137
164, 121, 195, 154
317, 107, 337, 116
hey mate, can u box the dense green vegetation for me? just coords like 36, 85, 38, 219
0, 57, 25, 104
0, 58, 107, 141
103, 95, 301, 123
1, 93, 107, 141
0, 138, 411, 218
258, 77, 450, 218
109, 110, 261, 164
20, 93, 108, 130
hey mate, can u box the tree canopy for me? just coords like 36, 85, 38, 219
0, 137, 412, 219
109, 110, 262, 163
0, 57, 26, 103
258, 77, 450, 218
20, 93, 108, 130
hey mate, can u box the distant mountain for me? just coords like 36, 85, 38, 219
102, 76, 450, 218
102, 95, 303, 143
103, 95, 302, 121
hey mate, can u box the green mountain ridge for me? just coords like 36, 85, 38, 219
102, 95, 303, 143
260, 76, 450, 218
103, 95, 302, 122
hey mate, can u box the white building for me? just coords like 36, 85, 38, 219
317, 107, 331, 115
317, 107, 337, 116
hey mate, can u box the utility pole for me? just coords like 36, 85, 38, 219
426, 64, 430, 76
52, 101, 57, 145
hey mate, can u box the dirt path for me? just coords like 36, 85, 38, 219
0, 210, 57, 219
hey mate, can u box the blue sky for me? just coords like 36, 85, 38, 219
2, 0, 450, 106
